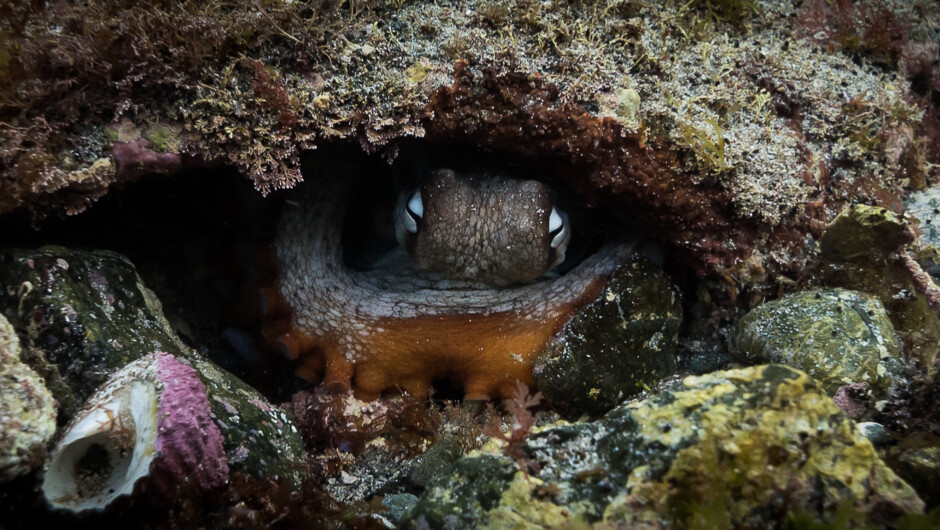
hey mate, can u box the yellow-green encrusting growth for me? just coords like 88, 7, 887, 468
402, 365, 925, 528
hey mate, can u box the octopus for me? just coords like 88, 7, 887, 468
261, 161, 633, 400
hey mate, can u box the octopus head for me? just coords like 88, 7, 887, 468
394, 168, 570, 286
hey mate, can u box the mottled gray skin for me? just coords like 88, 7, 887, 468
277, 163, 631, 364
397, 169, 563, 286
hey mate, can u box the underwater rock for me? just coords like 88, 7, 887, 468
1, 1, 932, 283
285, 387, 442, 506
405, 454, 518, 529
857, 421, 892, 447
734, 289, 907, 396
401, 364, 925, 528
534, 256, 682, 416
381, 493, 419, 526
42, 350, 304, 513
819, 204, 913, 263
888, 433, 940, 509
0, 246, 305, 511
407, 435, 463, 489
0, 312, 56, 482
0, 247, 184, 419
905, 186, 940, 281
818, 204, 940, 369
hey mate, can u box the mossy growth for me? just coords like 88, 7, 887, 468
678, 116, 732, 174
689, 0, 760, 27
141, 126, 180, 154
0, 0, 369, 195
667, 0, 760, 35
406, 365, 925, 527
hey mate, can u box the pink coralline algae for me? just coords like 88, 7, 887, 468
111, 138, 183, 180
151, 352, 229, 499
42, 352, 230, 511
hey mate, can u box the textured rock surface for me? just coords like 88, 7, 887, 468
889, 433, 940, 509
401, 365, 925, 528
0, 247, 184, 419
817, 204, 940, 368
0, 312, 56, 482
0, 247, 305, 509
2, 0, 935, 280
534, 256, 682, 416
734, 289, 906, 395
906, 186, 940, 281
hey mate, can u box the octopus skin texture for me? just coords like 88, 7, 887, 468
262, 164, 633, 400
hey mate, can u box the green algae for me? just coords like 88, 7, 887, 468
141, 125, 180, 154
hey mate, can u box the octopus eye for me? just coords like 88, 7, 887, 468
400, 190, 423, 234
548, 206, 569, 249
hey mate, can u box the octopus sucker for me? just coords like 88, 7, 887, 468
264, 156, 634, 400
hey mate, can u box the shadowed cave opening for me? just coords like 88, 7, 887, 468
0, 140, 709, 402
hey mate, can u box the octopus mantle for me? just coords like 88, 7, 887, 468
262, 166, 632, 400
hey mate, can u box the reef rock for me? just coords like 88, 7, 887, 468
888, 433, 940, 509
2, 1, 936, 280
401, 365, 924, 528
534, 255, 682, 416
734, 289, 907, 396
0, 247, 305, 512
817, 204, 940, 369
0, 312, 56, 482
906, 186, 940, 281
0, 247, 185, 419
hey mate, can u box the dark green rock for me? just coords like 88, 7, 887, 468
534, 256, 682, 416
401, 454, 516, 529
819, 204, 912, 262
188, 354, 305, 488
381, 493, 419, 525
0, 246, 305, 489
889, 433, 940, 509
408, 435, 463, 488
403, 365, 924, 528
734, 288, 906, 395
0, 246, 182, 419
817, 204, 940, 369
